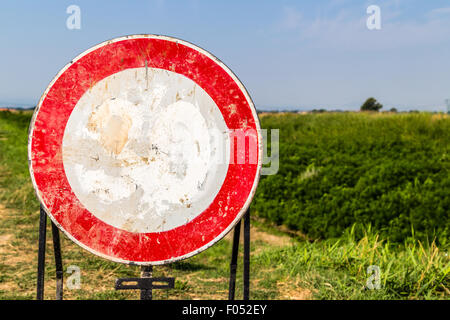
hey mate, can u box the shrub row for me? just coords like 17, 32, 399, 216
253, 112, 450, 244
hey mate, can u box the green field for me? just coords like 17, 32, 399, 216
255, 112, 450, 244
0, 110, 448, 300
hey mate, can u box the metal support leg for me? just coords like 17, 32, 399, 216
140, 266, 153, 300
36, 205, 47, 300
51, 221, 63, 300
228, 207, 251, 300
37, 205, 64, 300
243, 209, 250, 300
228, 219, 241, 300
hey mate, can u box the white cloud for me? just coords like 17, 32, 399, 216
279, 6, 302, 30
276, 4, 450, 52
271, 1, 450, 52
429, 7, 450, 16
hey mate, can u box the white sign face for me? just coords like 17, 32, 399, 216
63, 67, 229, 233
29, 35, 262, 265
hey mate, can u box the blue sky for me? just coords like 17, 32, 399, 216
1, 0, 450, 111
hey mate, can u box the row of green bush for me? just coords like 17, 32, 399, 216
254, 112, 450, 244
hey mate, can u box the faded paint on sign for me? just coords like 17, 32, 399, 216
62, 68, 229, 233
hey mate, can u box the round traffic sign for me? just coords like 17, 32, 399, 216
28, 35, 262, 265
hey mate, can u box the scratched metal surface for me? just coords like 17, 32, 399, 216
28, 35, 262, 265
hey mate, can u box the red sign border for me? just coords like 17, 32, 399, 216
28, 35, 262, 265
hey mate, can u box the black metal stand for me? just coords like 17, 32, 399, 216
36, 205, 63, 300
115, 266, 175, 300
36, 204, 251, 300
228, 208, 251, 300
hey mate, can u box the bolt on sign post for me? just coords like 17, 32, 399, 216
28, 35, 262, 294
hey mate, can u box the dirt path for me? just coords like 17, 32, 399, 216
224, 223, 293, 247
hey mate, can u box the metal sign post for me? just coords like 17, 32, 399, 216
115, 266, 175, 300
30, 35, 261, 300
36, 205, 63, 300
228, 209, 251, 300
35, 207, 251, 300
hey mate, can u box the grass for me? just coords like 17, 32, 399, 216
255, 224, 449, 299
0, 110, 448, 300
